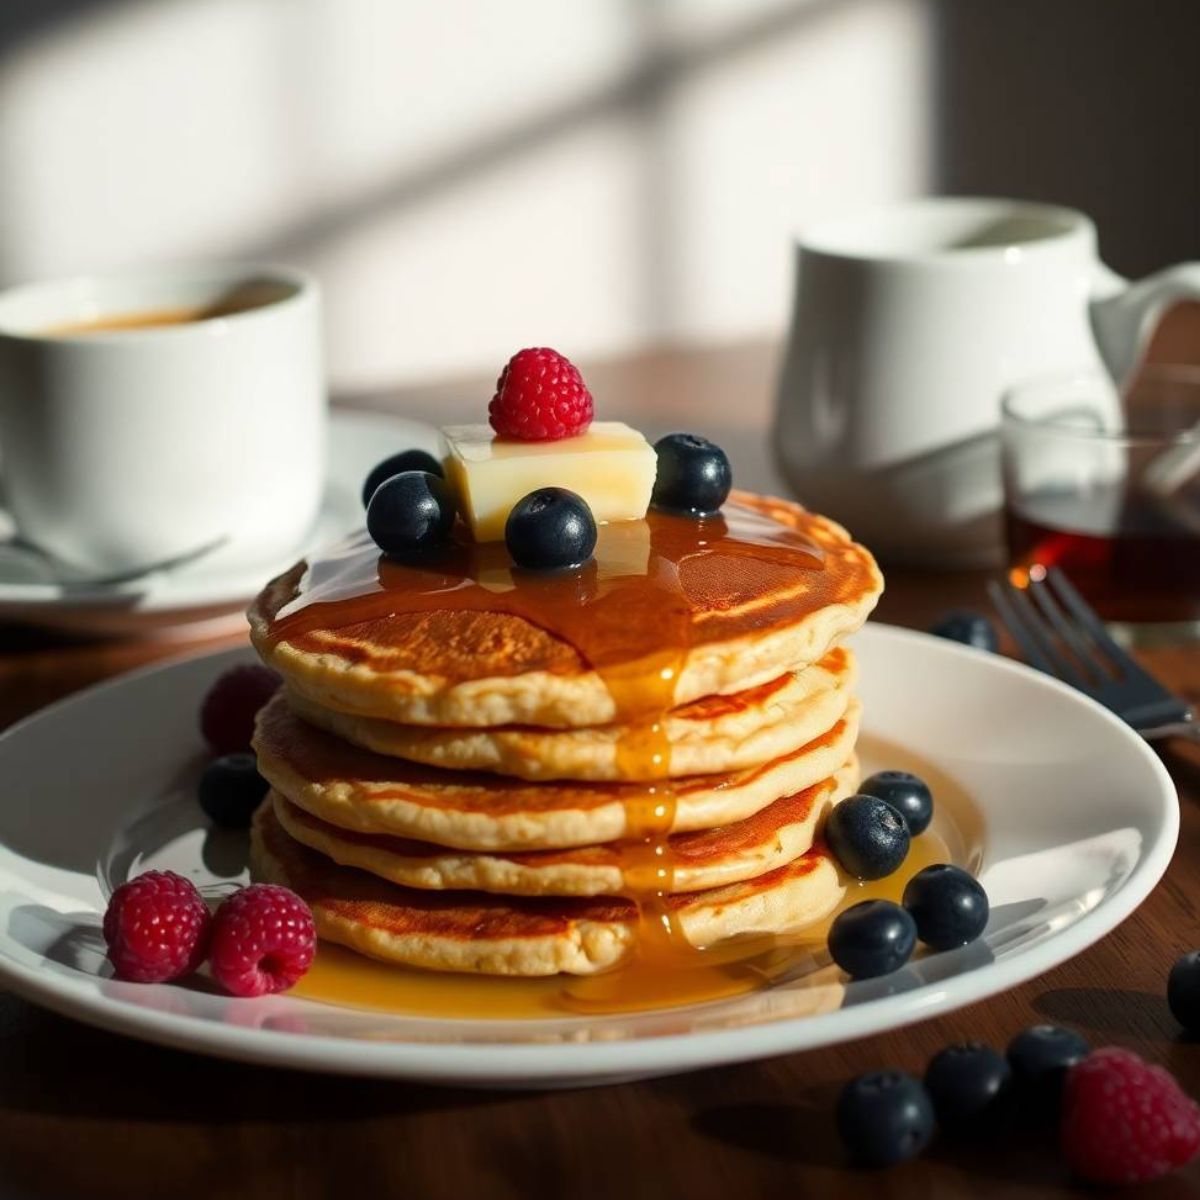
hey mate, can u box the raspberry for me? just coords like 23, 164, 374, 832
488, 347, 593, 441
200, 664, 281, 755
103, 871, 211, 983
209, 884, 316, 997
1062, 1047, 1200, 1185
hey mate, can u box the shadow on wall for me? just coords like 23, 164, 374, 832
0, 0, 112, 50
932, 0, 1200, 277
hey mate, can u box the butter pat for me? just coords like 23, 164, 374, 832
443, 422, 658, 542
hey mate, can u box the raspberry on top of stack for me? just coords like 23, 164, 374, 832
245, 348, 884, 980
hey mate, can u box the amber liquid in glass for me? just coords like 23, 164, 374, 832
1006, 482, 1200, 624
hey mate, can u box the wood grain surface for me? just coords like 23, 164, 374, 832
0, 330, 1197, 1199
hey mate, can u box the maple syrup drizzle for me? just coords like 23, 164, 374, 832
265, 500, 829, 701
288, 827, 957, 1019
266, 500, 833, 1002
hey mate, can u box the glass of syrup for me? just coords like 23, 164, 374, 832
1001, 365, 1200, 641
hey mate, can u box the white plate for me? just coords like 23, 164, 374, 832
0, 624, 1177, 1088
0, 409, 439, 637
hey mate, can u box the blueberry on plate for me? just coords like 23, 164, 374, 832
858, 770, 934, 837
1168, 951, 1200, 1032
902, 864, 989, 951
828, 900, 917, 979
930, 610, 999, 652
505, 487, 597, 570
924, 1042, 1011, 1129
650, 433, 732, 516
361, 449, 444, 507
1006, 1025, 1090, 1104
836, 1071, 935, 1167
826, 794, 910, 880
366, 471, 456, 558
198, 753, 269, 828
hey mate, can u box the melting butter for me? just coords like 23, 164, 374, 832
443, 421, 658, 542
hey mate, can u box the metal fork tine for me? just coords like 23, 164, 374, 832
1004, 579, 1092, 689
990, 567, 1195, 737
987, 579, 1088, 688
1043, 567, 1154, 682
1025, 573, 1104, 685
987, 581, 1052, 672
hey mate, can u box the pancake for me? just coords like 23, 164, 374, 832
251, 802, 845, 976
269, 757, 857, 896
248, 491, 882, 730
284, 647, 856, 782
254, 692, 862, 849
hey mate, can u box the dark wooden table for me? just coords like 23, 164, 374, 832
0, 337, 1198, 1199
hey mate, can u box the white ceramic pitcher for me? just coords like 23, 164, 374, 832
773, 197, 1200, 566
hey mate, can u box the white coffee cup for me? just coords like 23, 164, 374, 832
773, 197, 1200, 566
0, 266, 325, 575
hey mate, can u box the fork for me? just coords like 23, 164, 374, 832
987, 566, 1199, 743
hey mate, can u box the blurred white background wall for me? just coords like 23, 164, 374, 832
1, 0, 1197, 393
0, 0, 932, 390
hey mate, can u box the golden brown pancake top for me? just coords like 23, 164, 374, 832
250, 491, 879, 686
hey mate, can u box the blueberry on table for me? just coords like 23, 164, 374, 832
1168, 951, 1200, 1032
505, 487, 597, 570
826, 794, 910, 880
828, 900, 917, 979
1006, 1025, 1090, 1103
902, 864, 989, 951
650, 433, 732, 516
198, 753, 269, 828
361, 449, 444, 507
366, 471, 456, 558
924, 1042, 1012, 1128
858, 770, 934, 837
836, 1071, 935, 1167
930, 610, 999, 652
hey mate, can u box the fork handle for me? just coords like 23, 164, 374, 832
1140, 720, 1200, 744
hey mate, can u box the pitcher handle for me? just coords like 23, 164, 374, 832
1090, 262, 1200, 389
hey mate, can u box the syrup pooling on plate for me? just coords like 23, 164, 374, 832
287, 828, 958, 1019
266, 500, 829, 989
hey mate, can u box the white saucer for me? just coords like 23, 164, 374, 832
0, 624, 1177, 1087
0, 409, 440, 638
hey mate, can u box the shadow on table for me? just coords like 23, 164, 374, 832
0, 991, 510, 1124
1032, 986, 1177, 1040
927, 1131, 1200, 1197
691, 1088, 843, 1170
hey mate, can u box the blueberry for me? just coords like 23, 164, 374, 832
826, 794, 910, 880
858, 770, 934, 837
836, 1071, 935, 1167
828, 900, 917, 979
1168, 951, 1200, 1032
924, 1042, 1011, 1129
1006, 1025, 1090, 1104
198, 753, 269, 828
361, 449, 443, 507
902, 864, 989, 951
366, 471, 456, 558
930, 610, 998, 652
650, 433, 732, 516
505, 487, 597, 570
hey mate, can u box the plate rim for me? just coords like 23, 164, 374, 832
0, 623, 1179, 1083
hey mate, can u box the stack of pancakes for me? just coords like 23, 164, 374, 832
247, 491, 883, 977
